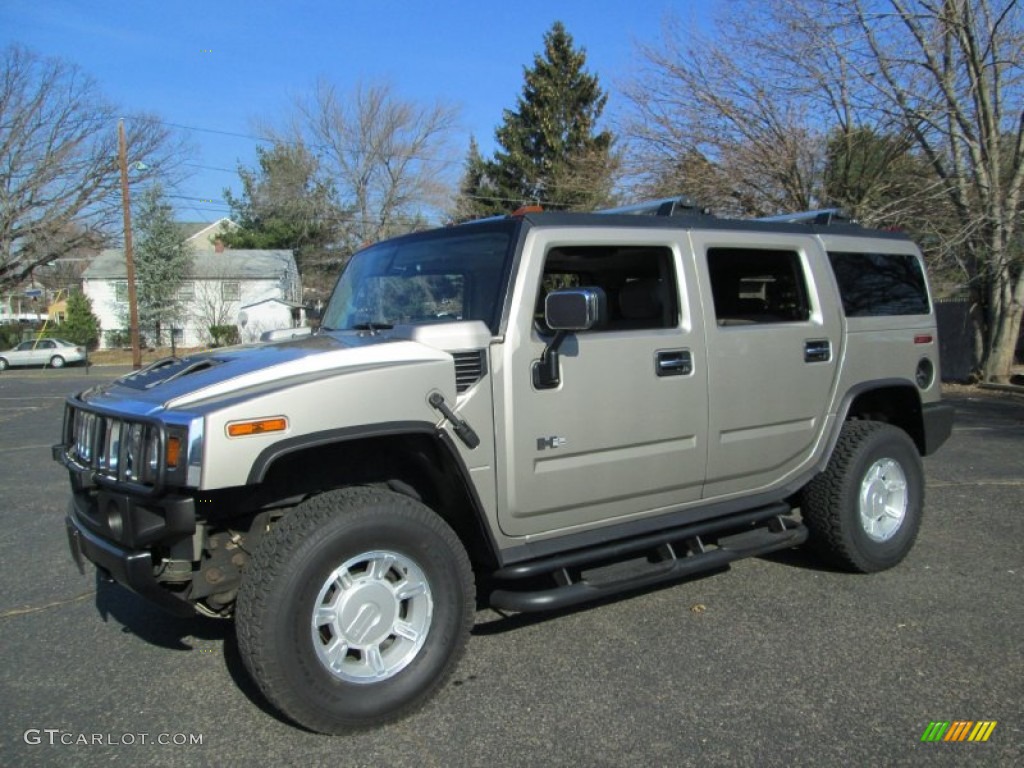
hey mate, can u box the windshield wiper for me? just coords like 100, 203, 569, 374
349, 322, 394, 331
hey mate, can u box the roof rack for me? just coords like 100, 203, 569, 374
756, 208, 856, 226
597, 196, 713, 218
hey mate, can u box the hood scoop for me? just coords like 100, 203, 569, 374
116, 356, 224, 390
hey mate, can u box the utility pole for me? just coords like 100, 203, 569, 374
118, 118, 143, 369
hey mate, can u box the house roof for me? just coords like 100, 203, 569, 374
174, 222, 212, 241
180, 218, 237, 249
241, 297, 305, 310
83, 248, 297, 280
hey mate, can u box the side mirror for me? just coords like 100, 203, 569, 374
534, 287, 606, 389
544, 287, 606, 331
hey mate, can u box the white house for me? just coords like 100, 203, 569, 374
83, 220, 304, 348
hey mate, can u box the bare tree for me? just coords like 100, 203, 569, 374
0, 45, 187, 290
621, 8, 828, 216
193, 276, 235, 345
623, 1, 1023, 381
286, 79, 459, 250
841, 0, 1024, 380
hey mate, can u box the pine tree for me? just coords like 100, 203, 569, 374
134, 184, 193, 346
451, 136, 499, 221
222, 141, 342, 295
488, 22, 616, 212
61, 290, 100, 348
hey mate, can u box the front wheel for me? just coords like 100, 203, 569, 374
236, 487, 475, 734
801, 421, 924, 573
0, 358, 8, 371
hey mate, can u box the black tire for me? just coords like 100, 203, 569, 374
49, 355, 65, 368
236, 487, 475, 734
801, 420, 924, 573
0, 358, 7, 371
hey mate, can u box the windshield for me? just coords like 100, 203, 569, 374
321, 223, 517, 334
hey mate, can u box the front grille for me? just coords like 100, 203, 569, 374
453, 350, 486, 393
66, 405, 166, 488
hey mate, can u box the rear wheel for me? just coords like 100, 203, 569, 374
0, 358, 7, 371
236, 487, 475, 734
49, 355, 65, 368
801, 421, 924, 572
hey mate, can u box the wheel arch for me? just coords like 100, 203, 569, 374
832, 379, 926, 454
250, 424, 500, 570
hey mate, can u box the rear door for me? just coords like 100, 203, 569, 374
494, 228, 709, 538
690, 231, 842, 497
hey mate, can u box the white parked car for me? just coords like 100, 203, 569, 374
0, 338, 86, 370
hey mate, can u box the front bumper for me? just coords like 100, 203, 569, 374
64, 489, 198, 617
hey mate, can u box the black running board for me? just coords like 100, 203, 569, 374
489, 506, 807, 613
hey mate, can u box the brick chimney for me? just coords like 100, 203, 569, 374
214, 238, 225, 254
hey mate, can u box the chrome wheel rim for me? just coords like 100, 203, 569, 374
311, 550, 432, 684
858, 458, 908, 542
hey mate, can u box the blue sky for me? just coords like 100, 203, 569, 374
1, 0, 710, 222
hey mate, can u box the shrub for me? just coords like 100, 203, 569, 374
209, 324, 240, 347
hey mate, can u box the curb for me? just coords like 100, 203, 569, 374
978, 382, 1024, 396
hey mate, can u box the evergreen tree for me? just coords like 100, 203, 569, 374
488, 22, 616, 212
221, 141, 342, 295
61, 290, 100, 348
451, 136, 498, 222
134, 184, 193, 346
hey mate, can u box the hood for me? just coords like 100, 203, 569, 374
79, 332, 452, 415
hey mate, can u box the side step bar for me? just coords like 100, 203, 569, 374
489, 504, 807, 613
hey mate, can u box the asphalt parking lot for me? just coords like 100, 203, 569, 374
1, 367, 1021, 767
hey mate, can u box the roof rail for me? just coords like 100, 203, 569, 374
756, 208, 856, 226
597, 196, 713, 218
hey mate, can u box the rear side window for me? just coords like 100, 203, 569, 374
707, 248, 811, 325
828, 252, 930, 316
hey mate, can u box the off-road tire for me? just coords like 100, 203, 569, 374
236, 487, 475, 734
801, 420, 924, 573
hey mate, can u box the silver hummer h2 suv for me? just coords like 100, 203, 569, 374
55, 200, 954, 733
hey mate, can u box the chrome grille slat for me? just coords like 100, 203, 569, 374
68, 405, 161, 487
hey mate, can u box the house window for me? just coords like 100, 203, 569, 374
115, 282, 128, 302
177, 282, 195, 301
222, 282, 240, 301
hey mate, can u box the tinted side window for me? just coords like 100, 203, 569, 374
539, 245, 678, 331
707, 248, 811, 325
827, 252, 930, 316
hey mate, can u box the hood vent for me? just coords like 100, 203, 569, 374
116, 356, 223, 390
453, 350, 486, 393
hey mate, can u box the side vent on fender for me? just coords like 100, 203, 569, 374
452, 350, 487, 393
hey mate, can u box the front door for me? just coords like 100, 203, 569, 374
494, 231, 709, 538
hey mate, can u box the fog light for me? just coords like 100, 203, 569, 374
105, 502, 124, 539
